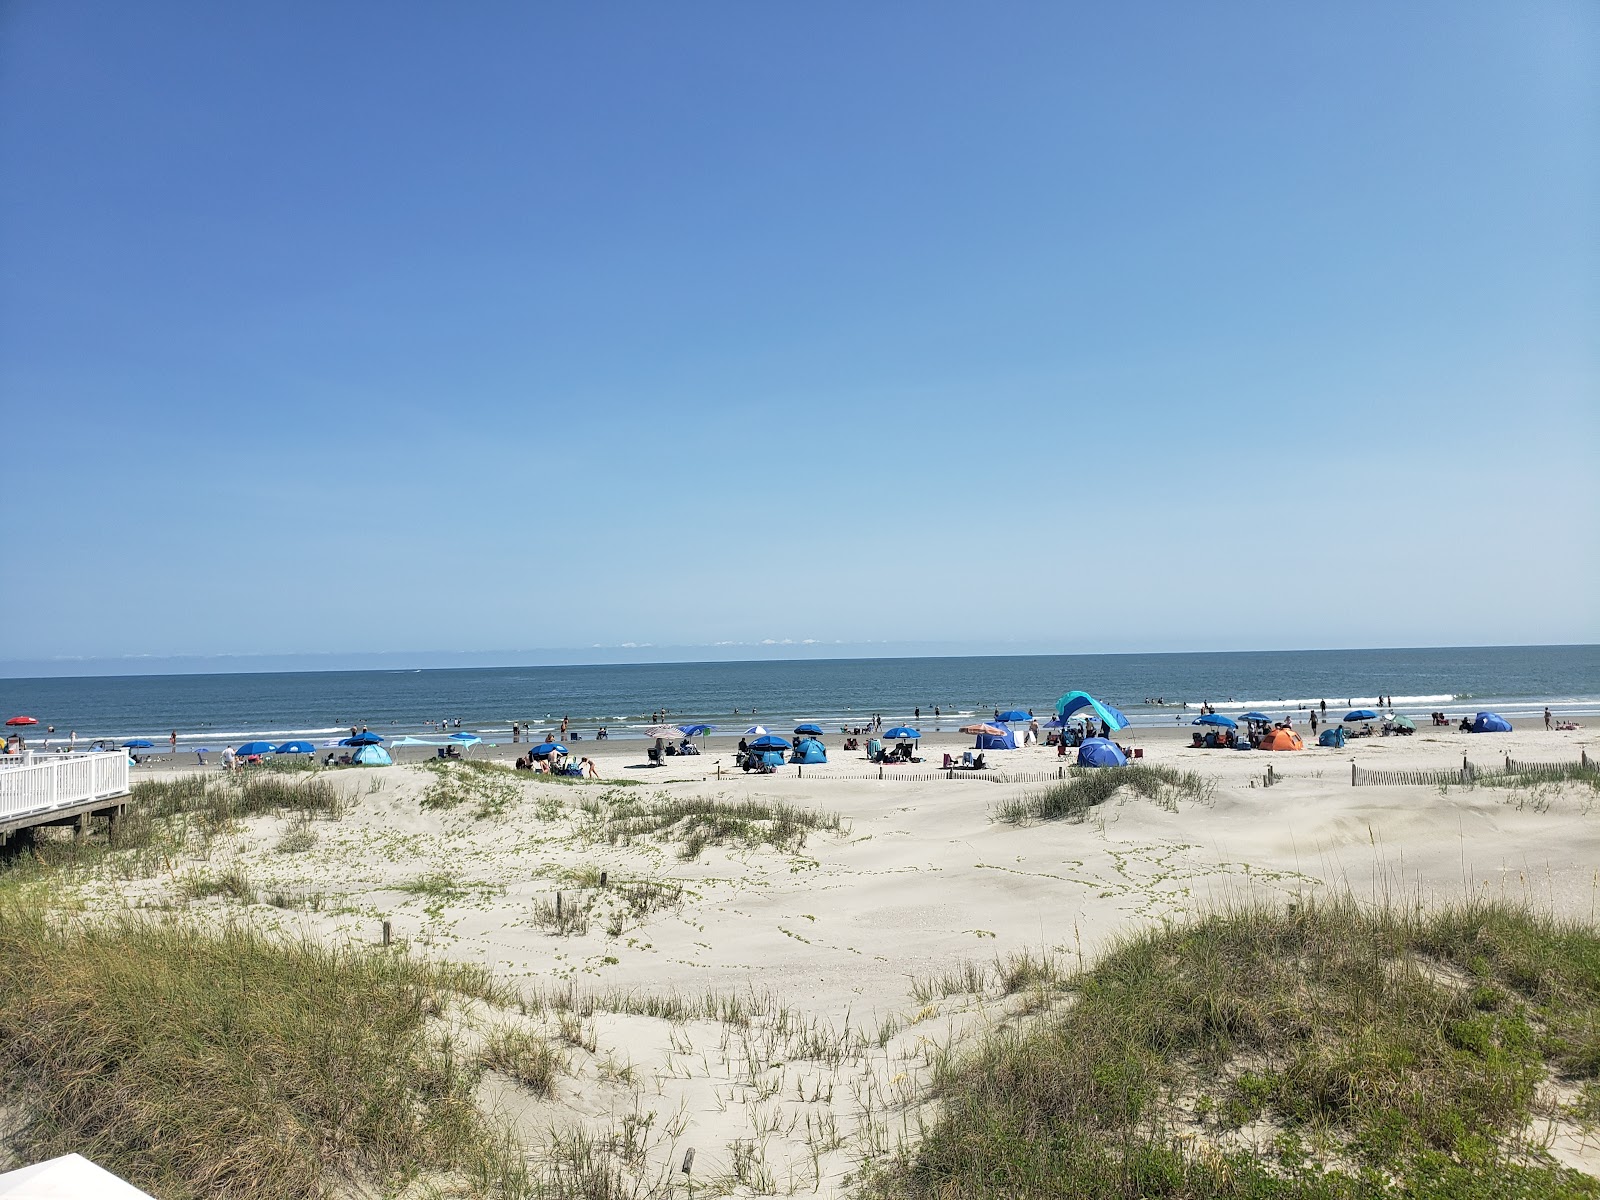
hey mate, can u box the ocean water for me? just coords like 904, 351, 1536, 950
1, 646, 1595, 747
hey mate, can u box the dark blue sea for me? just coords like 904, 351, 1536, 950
1, 646, 1595, 748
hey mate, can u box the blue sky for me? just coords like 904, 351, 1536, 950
3, 2, 1596, 674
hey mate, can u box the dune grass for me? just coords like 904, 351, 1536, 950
0, 907, 526, 1199
994, 763, 1214, 825
863, 897, 1600, 1199
590, 790, 843, 860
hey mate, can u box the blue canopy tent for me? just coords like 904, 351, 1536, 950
1077, 738, 1128, 768
1054, 691, 1130, 732
1470, 712, 1513, 733
236, 741, 277, 756
1343, 710, 1379, 723
1192, 714, 1238, 729
791, 737, 827, 764
996, 709, 1033, 723
351, 745, 392, 766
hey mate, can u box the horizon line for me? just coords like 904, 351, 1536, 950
2, 640, 1593, 682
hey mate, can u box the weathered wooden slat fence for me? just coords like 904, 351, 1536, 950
1352, 752, 1593, 787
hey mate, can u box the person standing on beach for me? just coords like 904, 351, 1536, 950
1545, 707, 1553, 730
170, 730, 177, 754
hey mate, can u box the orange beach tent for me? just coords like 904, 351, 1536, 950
1259, 728, 1304, 751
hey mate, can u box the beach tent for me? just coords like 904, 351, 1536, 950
759, 751, 785, 769
1318, 727, 1347, 748
974, 727, 1016, 751
351, 745, 392, 766
1054, 691, 1130, 732
792, 737, 827, 764
0, 1153, 156, 1198
1470, 712, 1513, 733
1077, 738, 1127, 768
1259, 728, 1305, 751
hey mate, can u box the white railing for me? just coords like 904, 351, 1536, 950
0, 753, 131, 824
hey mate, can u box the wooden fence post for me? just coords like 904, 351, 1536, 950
382, 920, 392, 946
1351, 762, 1356, 786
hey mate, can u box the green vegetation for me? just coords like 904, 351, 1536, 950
865, 898, 1600, 1199
419, 760, 521, 817
994, 763, 1214, 825
0, 907, 527, 1199
481, 1026, 565, 1096
589, 790, 843, 860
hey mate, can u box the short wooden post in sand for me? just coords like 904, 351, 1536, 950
381, 920, 392, 946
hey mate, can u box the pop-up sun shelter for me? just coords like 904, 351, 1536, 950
791, 738, 827, 764
1054, 691, 1130, 731
1259, 728, 1305, 751
1077, 738, 1127, 768
351, 745, 392, 766
1470, 712, 1513, 733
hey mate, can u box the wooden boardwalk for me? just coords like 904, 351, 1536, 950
0, 753, 131, 844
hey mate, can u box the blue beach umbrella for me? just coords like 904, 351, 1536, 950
744, 725, 768, 736
1240, 712, 1273, 724
122, 739, 155, 748
236, 741, 278, 755
274, 741, 316, 754
530, 742, 568, 757
678, 724, 715, 736
749, 735, 790, 751
347, 731, 385, 745
794, 723, 825, 736
447, 732, 482, 745
1343, 710, 1379, 722
883, 726, 920, 740
996, 710, 1033, 723
1192, 714, 1238, 729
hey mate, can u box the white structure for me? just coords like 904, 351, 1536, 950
0, 752, 130, 829
0, 1153, 155, 1197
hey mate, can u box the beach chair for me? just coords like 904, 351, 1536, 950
647, 746, 664, 767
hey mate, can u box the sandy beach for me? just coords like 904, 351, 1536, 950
83, 722, 1599, 1192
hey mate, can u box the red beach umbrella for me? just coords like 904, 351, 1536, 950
5, 716, 38, 727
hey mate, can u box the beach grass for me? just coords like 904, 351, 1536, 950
994, 763, 1214, 825
0, 906, 526, 1199
862, 896, 1600, 1199
590, 790, 844, 860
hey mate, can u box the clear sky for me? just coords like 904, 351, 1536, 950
3, 2, 1596, 674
